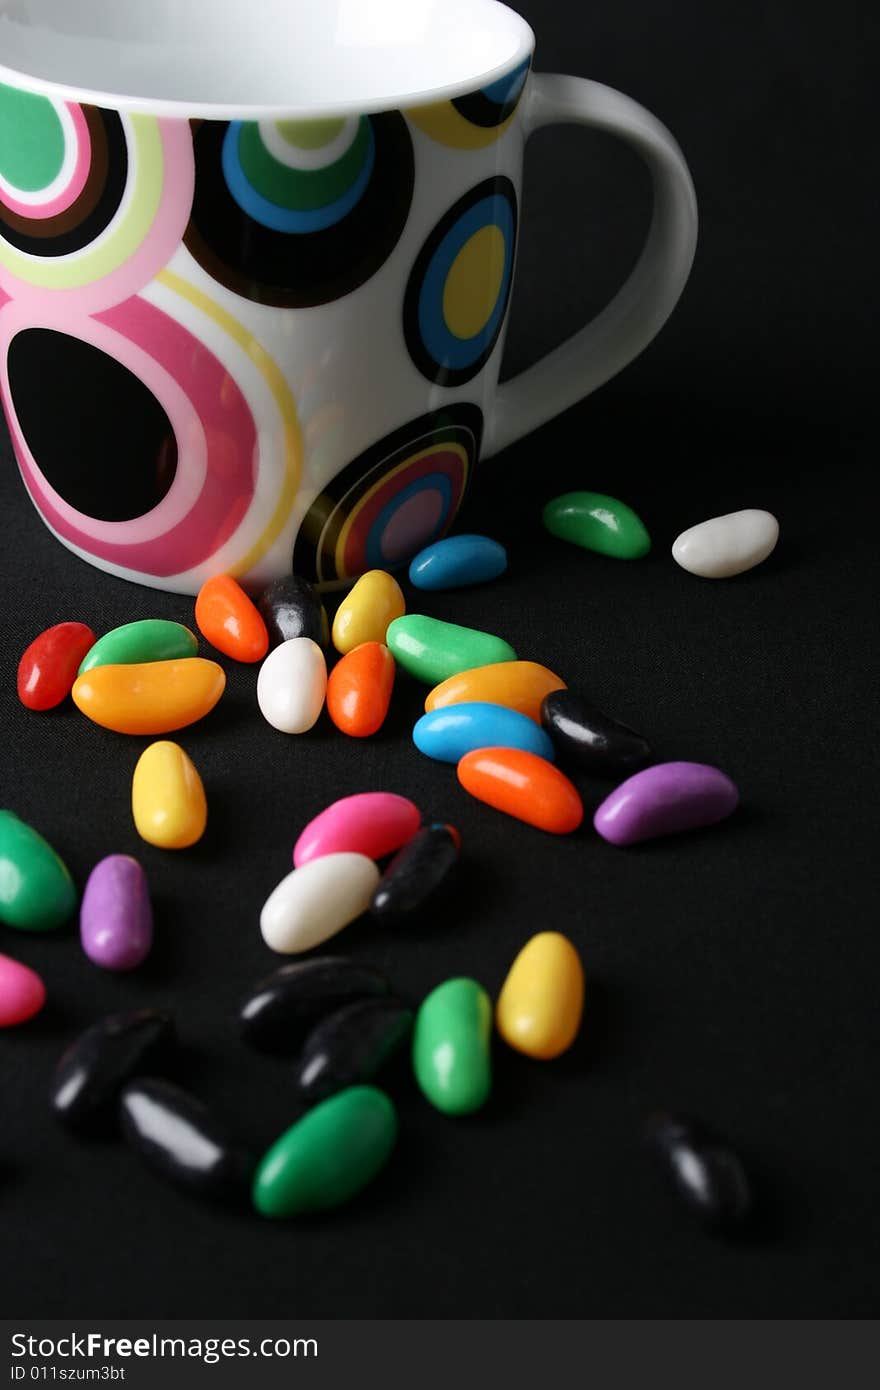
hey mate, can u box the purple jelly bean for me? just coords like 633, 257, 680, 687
80, 855, 153, 971
593, 762, 739, 846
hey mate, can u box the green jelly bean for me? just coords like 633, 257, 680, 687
412, 977, 492, 1116
252, 1085, 397, 1218
78, 620, 198, 675
543, 491, 651, 559
0, 810, 76, 932
386, 615, 516, 686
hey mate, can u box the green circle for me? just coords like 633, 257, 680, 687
0, 82, 66, 192
237, 118, 369, 212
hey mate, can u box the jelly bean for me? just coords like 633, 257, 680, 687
326, 642, 395, 738
239, 958, 391, 1055
78, 620, 197, 675
496, 932, 584, 1059
543, 490, 651, 559
80, 855, 152, 971
412, 977, 492, 1116
371, 824, 459, 922
0, 952, 46, 1027
260, 853, 380, 954
457, 748, 583, 834
541, 690, 651, 775
120, 1078, 253, 1203
332, 570, 405, 655
414, 702, 555, 764
409, 533, 508, 590
293, 792, 420, 868
295, 998, 413, 1103
645, 1112, 753, 1233
594, 761, 739, 845
425, 660, 566, 724
17, 622, 96, 710
253, 1085, 397, 1217
195, 574, 269, 663
672, 509, 779, 578
258, 574, 329, 650
0, 810, 76, 932
50, 1009, 175, 1132
132, 741, 207, 850
257, 638, 327, 734
387, 614, 517, 686
71, 659, 225, 735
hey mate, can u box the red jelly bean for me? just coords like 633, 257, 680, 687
17, 622, 97, 711
195, 575, 269, 663
457, 747, 584, 834
326, 642, 395, 738
0, 952, 46, 1027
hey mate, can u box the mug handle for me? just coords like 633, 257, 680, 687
484, 73, 698, 457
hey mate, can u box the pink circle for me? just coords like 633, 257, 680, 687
380, 489, 445, 563
0, 103, 92, 220
1, 293, 257, 577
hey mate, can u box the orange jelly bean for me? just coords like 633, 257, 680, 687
326, 642, 395, 738
425, 661, 566, 723
71, 659, 225, 735
457, 747, 583, 834
195, 575, 269, 663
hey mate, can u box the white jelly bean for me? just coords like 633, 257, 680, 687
257, 638, 327, 733
260, 853, 380, 954
672, 509, 779, 578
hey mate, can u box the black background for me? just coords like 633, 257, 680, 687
1, 0, 877, 1318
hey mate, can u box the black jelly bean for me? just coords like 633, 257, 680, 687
50, 1009, 175, 1133
370, 823, 459, 922
239, 957, 391, 1055
295, 997, 413, 1103
120, 1078, 253, 1203
257, 575, 329, 650
645, 1112, 753, 1233
541, 689, 652, 774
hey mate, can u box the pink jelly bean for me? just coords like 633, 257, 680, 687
0, 952, 47, 1027
293, 793, 421, 867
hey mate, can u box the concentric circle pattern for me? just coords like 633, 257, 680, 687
407, 58, 530, 149
293, 405, 484, 585
404, 177, 517, 386
185, 111, 414, 306
0, 93, 125, 257
0, 83, 194, 312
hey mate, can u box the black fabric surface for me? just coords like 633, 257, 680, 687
1, 0, 877, 1318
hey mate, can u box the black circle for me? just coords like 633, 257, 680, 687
7, 327, 178, 522
402, 175, 518, 388
184, 113, 415, 308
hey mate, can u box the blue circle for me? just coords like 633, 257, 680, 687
221, 121, 376, 234
365, 472, 454, 569
416, 194, 514, 372
481, 58, 530, 106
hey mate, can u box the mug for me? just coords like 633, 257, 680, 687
0, 0, 697, 594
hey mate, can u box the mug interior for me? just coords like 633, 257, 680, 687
0, 0, 534, 116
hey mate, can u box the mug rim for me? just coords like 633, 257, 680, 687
0, 1, 535, 121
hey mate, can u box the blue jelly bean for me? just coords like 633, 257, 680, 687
413, 702, 556, 764
408, 534, 508, 591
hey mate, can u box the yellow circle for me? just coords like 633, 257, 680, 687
275, 117, 346, 149
442, 224, 506, 340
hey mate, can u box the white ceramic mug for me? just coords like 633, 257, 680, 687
0, 0, 697, 593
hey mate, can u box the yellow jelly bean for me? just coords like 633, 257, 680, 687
332, 570, 405, 655
71, 659, 225, 734
425, 660, 566, 724
495, 932, 584, 1059
132, 741, 207, 849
